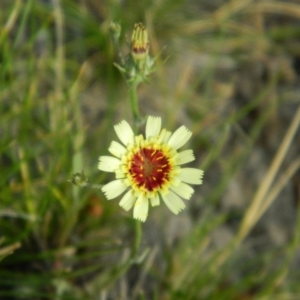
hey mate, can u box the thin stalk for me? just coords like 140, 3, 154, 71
212, 104, 300, 271
0, 0, 22, 46
51, 0, 65, 132
132, 219, 142, 259
128, 80, 143, 259
112, 35, 125, 67
129, 82, 140, 132
237, 104, 300, 243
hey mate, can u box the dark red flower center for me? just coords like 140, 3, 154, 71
129, 148, 171, 191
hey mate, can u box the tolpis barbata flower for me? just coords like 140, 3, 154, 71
98, 116, 204, 222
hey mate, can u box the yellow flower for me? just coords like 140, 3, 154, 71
98, 116, 204, 222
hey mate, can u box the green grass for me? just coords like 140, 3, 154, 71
1, 0, 300, 299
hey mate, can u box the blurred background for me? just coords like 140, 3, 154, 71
1, 0, 300, 299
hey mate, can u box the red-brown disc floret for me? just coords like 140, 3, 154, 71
129, 148, 171, 191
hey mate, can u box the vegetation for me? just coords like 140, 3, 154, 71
1, 0, 300, 299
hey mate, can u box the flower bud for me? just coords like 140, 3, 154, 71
131, 23, 149, 64
109, 21, 121, 41
70, 171, 88, 187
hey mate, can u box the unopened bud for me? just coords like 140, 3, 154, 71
131, 23, 149, 63
70, 171, 88, 187
109, 22, 121, 41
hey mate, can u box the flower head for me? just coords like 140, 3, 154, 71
98, 116, 204, 222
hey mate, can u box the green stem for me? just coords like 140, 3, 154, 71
113, 37, 125, 67
128, 81, 142, 259
129, 81, 139, 132
132, 219, 142, 259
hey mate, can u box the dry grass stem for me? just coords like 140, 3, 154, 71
1, 0, 22, 38
251, 2, 300, 19
256, 156, 300, 225
0, 242, 21, 257
50, 0, 65, 131
237, 104, 300, 243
